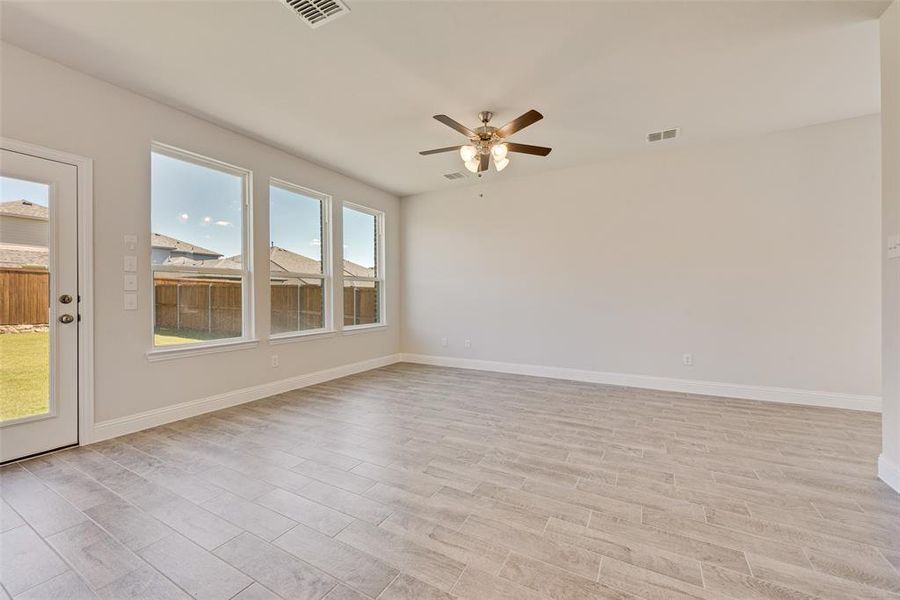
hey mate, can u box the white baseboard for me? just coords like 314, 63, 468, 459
879, 454, 900, 493
398, 353, 881, 413
89, 353, 402, 443
87, 351, 881, 446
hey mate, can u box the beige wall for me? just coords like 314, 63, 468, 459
881, 0, 900, 487
402, 116, 881, 403
0, 214, 48, 247
0, 43, 400, 423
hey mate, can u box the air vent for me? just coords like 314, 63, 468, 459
282, 0, 350, 29
647, 128, 679, 143
443, 172, 466, 180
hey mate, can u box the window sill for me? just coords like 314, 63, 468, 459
269, 330, 337, 345
146, 338, 259, 362
341, 324, 388, 336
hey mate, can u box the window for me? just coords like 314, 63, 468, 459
269, 180, 330, 336
150, 143, 251, 348
342, 203, 383, 327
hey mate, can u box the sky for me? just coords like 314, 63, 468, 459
342, 206, 376, 269
1, 176, 50, 206
151, 152, 243, 259
270, 185, 322, 264
151, 152, 376, 268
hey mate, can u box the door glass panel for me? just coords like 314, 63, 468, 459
0, 176, 50, 422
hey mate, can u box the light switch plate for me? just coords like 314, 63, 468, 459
888, 234, 900, 259
124, 255, 137, 272
124, 293, 138, 310
124, 234, 137, 251
124, 274, 138, 291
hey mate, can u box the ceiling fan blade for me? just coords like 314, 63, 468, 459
496, 110, 543, 138
433, 114, 476, 138
506, 142, 552, 157
419, 145, 463, 156
478, 153, 489, 172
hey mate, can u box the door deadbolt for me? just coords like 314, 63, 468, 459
59, 294, 73, 304
59, 314, 75, 324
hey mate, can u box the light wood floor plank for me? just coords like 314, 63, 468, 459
2, 363, 895, 599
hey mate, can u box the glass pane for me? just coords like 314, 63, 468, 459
343, 280, 380, 326
270, 185, 323, 272
271, 276, 324, 334
342, 206, 377, 276
0, 176, 50, 421
153, 271, 242, 346
151, 151, 243, 268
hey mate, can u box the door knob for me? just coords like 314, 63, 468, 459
59, 294, 73, 304
59, 314, 75, 324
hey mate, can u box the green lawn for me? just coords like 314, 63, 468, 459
1, 331, 49, 421
1, 329, 234, 420
153, 327, 234, 346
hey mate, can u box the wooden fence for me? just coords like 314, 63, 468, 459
1, 270, 377, 331
154, 278, 244, 336
271, 282, 324, 333
0, 268, 49, 326
344, 284, 379, 326
153, 276, 377, 335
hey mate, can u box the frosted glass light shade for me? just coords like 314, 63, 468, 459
491, 143, 508, 161
494, 157, 510, 172
459, 145, 477, 162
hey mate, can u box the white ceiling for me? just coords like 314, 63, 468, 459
0, 0, 887, 197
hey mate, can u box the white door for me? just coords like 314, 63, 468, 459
0, 148, 79, 462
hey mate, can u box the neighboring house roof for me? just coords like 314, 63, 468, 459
269, 246, 322, 274
267, 246, 375, 278
163, 255, 243, 270
0, 243, 48, 268
0, 200, 49, 221
151, 233, 221, 258
159, 246, 375, 284
342, 257, 376, 279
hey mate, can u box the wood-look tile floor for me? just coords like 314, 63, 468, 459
2, 363, 898, 600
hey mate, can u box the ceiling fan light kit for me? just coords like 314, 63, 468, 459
420, 109, 552, 175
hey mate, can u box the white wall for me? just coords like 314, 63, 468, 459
402, 116, 881, 405
881, 0, 900, 490
0, 43, 400, 426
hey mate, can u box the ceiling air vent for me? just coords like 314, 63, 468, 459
443, 172, 466, 180
647, 128, 679, 143
282, 0, 350, 29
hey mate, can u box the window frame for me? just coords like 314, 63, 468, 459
147, 142, 255, 358
341, 201, 385, 331
268, 178, 333, 341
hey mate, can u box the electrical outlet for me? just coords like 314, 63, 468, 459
271, 355, 279, 368
682, 353, 693, 366
465, 338, 471, 349
440, 337, 448, 347
888, 234, 900, 259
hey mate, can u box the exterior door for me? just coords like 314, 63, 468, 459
0, 148, 79, 462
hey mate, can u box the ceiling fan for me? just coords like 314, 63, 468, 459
419, 110, 552, 174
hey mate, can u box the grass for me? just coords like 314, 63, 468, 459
0, 331, 49, 421
0, 329, 236, 420
153, 327, 236, 346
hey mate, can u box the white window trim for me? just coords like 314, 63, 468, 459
147, 142, 255, 359
341, 323, 387, 335
341, 201, 386, 331
268, 178, 333, 340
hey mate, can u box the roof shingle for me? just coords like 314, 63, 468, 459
0, 200, 49, 220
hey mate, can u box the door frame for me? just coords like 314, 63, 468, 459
1, 137, 94, 449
